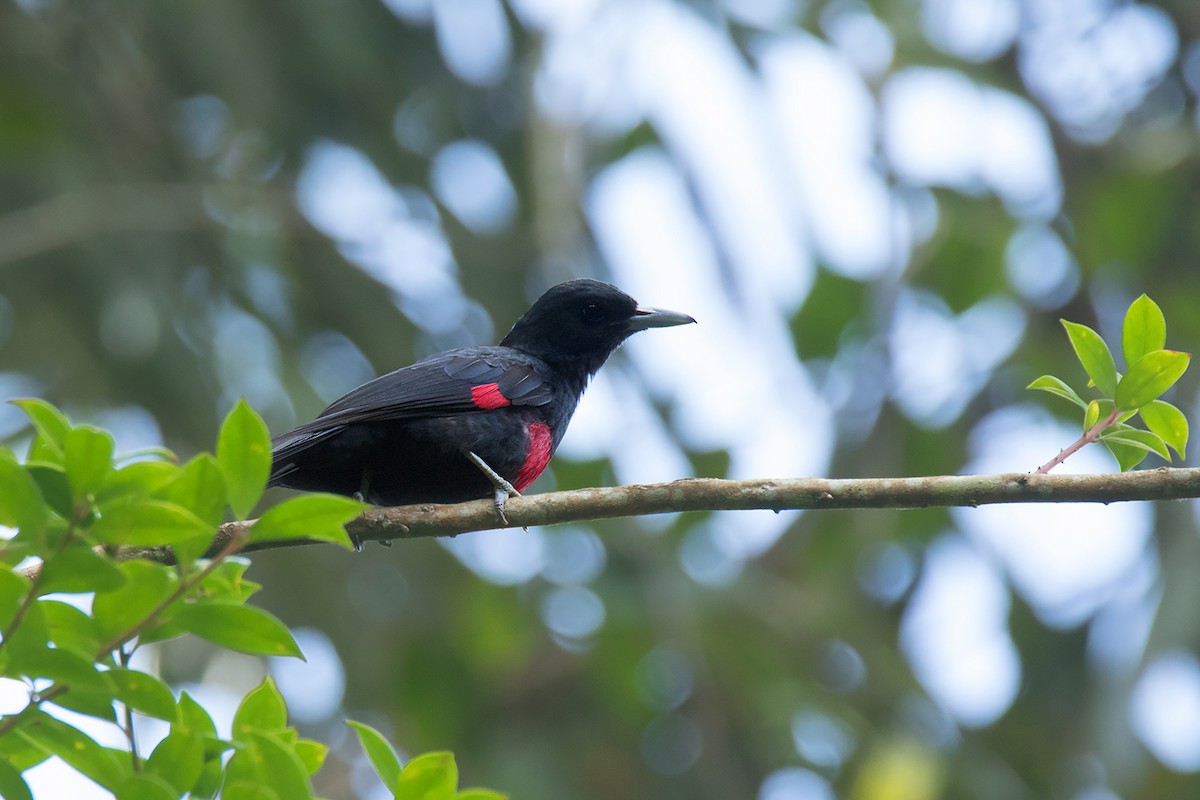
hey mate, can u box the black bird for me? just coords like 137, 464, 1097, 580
268, 279, 695, 517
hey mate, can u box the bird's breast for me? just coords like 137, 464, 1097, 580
514, 421, 554, 492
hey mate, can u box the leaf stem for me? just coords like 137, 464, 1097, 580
0, 516, 82, 651
93, 528, 247, 659
0, 571, 43, 651
0, 684, 68, 738
118, 646, 141, 771
1036, 407, 1122, 474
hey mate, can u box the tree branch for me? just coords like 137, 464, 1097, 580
18, 469, 1200, 578
232, 468, 1200, 552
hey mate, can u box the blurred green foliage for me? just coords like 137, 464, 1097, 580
2, 0, 1200, 799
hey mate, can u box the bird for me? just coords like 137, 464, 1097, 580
268, 279, 695, 521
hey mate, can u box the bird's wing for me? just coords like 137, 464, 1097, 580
316, 351, 555, 421
269, 350, 554, 478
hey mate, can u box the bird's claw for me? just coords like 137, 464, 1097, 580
493, 486, 512, 526
468, 451, 525, 530
489, 474, 522, 529
350, 490, 368, 550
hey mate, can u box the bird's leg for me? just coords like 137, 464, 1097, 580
348, 471, 383, 551
357, 467, 374, 502
466, 451, 521, 527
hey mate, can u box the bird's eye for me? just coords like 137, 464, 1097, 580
582, 303, 604, 323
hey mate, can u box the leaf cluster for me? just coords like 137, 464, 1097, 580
1029, 295, 1190, 470
348, 722, 506, 800
0, 399, 504, 799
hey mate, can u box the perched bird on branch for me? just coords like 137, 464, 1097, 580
268, 279, 695, 519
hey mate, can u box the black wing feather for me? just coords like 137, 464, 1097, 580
270, 348, 553, 482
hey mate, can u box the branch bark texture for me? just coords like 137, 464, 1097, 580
223, 468, 1200, 554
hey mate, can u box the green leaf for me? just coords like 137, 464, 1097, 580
295, 738, 329, 776
0, 758, 32, 800
17, 710, 127, 791
25, 436, 62, 468
1141, 400, 1188, 459
1026, 375, 1087, 409
10, 646, 112, 695
0, 593, 48, 666
1100, 427, 1171, 461
40, 599, 103, 659
193, 746, 230, 800
147, 730, 205, 796
1061, 320, 1118, 397
25, 464, 72, 522
19, 649, 116, 721
177, 691, 234, 788
457, 790, 508, 800
109, 667, 177, 720
163, 453, 228, 529
89, 499, 214, 549
114, 446, 178, 465
64, 425, 115, 503
195, 558, 261, 605
178, 692, 218, 738
1103, 438, 1148, 472
249, 494, 364, 550
0, 567, 32, 629
217, 399, 272, 520
398, 751, 458, 800
10, 399, 70, 457
1115, 350, 1191, 411
1122, 294, 1166, 367
233, 678, 289, 739
347, 720, 403, 790
174, 690, 230, 799
114, 773, 179, 800
223, 733, 314, 800
160, 603, 302, 658
93, 560, 177, 641
48, 688, 118, 723
1084, 399, 1101, 431
95, 461, 179, 506
0, 458, 47, 541
1088, 399, 1137, 429
37, 546, 126, 595
0, 736, 48, 774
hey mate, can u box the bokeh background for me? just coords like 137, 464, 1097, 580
3, 0, 1200, 797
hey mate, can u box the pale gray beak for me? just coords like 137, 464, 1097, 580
626, 306, 697, 331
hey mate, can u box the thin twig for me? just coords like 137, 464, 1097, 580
118, 646, 140, 772
92, 527, 247, 658
2, 516, 81, 649
0, 685, 68, 739
1035, 407, 1122, 474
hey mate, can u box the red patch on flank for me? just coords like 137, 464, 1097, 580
471, 383, 510, 410
514, 422, 553, 491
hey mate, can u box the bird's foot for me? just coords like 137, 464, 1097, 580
492, 486, 514, 526
467, 451, 523, 529
345, 491, 365, 551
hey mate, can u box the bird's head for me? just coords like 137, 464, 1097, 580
500, 279, 695, 373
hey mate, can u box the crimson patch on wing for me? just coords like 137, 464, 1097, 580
470, 383, 511, 410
